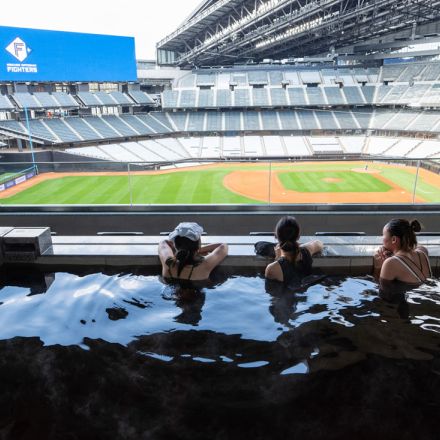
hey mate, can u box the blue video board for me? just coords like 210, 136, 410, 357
0, 26, 137, 82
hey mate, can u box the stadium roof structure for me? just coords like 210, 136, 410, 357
157, 0, 440, 67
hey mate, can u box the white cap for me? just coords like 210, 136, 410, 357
169, 222, 204, 242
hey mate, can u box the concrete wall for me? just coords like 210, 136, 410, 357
0, 206, 438, 236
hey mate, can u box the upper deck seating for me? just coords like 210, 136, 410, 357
76, 92, 103, 107
206, 112, 223, 131
217, 89, 232, 107
12, 93, 42, 109
179, 74, 197, 88
315, 111, 339, 130
299, 71, 321, 84
187, 112, 205, 131
167, 113, 187, 131
94, 92, 118, 106
261, 110, 280, 130
33, 93, 59, 108
419, 84, 440, 107
243, 112, 261, 131
64, 117, 103, 141
179, 90, 197, 108
147, 112, 173, 131
248, 71, 268, 85
196, 73, 216, 87
162, 90, 179, 109
381, 85, 410, 105
129, 91, 155, 105
398, 64, 425, 82
0, 95, 15, 110
52, 92, 79, 108
360, 86, 376, 104
380, 65, 405, 82
102, 115, 139, 137
234, 88, 251, 107
421, 63, 440, 81
270, 88, 288, 106
118, 114, 155, 135
324, 87, 346, 105
109, 92, 135, 106
224, 111, 242, 131
287, 87, 307, 106
83, 117, 120, 138
353, 68, 369, 83
27, 120, 58, 141
268, 71, 284, 85
198, 89, 215, 107
350, 109, 372, 130
343, 87, 365, 105
252, 88, 269, 107
297, 110, 319, 130
278, 110, 301, 131
43, 119, 82, 142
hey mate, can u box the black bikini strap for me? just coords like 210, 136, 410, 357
399, 254, 427, 281
188, 264, 195, 280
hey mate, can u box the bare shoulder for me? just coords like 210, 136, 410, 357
416, 245, 429, 256
380, 256, 399, 281
265, 260, 282, 281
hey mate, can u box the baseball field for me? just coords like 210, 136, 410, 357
0, 161, 439, 204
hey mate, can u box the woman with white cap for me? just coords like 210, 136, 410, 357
158, 222, 228, 281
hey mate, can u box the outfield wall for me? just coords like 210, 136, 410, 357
0, 151, 155, 173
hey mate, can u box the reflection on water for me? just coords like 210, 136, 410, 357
0, 270, 440, 366
0, 268, 439, 439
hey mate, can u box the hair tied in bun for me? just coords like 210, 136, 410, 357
410, 220, 422, 233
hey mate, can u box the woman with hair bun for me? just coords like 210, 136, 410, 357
265, 216, 323, 284
158, 222, 228, 281
373, 218, 432, 284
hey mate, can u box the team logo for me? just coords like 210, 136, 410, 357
6, 37, 32, 62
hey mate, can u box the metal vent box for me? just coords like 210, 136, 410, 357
1, 227, 52, 262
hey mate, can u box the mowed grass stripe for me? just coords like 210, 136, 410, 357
3, 164, 438, 204
191, 171, 210, 203
381, 168, 440, 203
86, 176, 130, 204
0, 176, 75, 204
0, 171, 259, 205
60, 176, 119, 204
278, 171, 391, 193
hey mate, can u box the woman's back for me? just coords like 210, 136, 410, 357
265, 240, 322, 284
159, 238, 228, 282
164, 257, 212, 281
276, 247, 313, 284
381, 247, 432, 284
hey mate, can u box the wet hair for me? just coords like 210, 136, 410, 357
173, 236, 202, 276
275, 216, 300, 263
385, 218, 422, 251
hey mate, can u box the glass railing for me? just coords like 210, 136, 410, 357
0, 157, 439, 206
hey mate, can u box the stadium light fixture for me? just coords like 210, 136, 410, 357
178, 0, 297, 61
255, 11, 339, 49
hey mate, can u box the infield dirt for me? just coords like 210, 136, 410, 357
0, 161, 438, 204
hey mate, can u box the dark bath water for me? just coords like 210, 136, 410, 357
0, 268, 439, 440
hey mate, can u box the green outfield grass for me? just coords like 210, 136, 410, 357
0, 163, 439, 204
0, 169, 260, 205
278, 171, 392, 193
